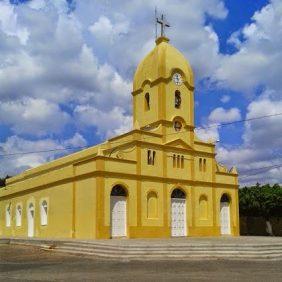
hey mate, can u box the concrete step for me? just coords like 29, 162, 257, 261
3, 237, 282, 260
52, 248, 282, 261
61, 242, 282, 252
62, 241, 282, 248
55, 245, 282, 257
58, 245, 282, 254
52, 241, 282, 261
62, 241, 282, 249
57, 244, 282, 253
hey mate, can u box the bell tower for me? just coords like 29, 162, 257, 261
132, 18, 195, 145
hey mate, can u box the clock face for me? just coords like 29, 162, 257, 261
173, 73, 182, 86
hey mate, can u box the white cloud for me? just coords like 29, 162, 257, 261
89, 16, 129, 44
243, 96, 282, 148
195, 126, 219, 143
0, 1, 29, 44
216, 92, 282, 185
63, 133, 87, 148
74, 0, 228, 80
0, 98, 70, 136
220, 95, 230, 103
214, 0, 282, 93
0, 133, 87, 177
195, 107, 241, 142
28, 0, 46, 10
209, 107, 241, 124
74, 105, 132, 139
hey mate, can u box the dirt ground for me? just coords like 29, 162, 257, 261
0, 244, 281, 282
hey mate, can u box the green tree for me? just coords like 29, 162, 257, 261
0, 175, 11, 188
239, 183, 282, 235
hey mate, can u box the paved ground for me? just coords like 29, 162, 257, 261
0, 244, 282, 281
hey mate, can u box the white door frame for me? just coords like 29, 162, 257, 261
220, 201, 231, 235
171, 198, 187, 237
110, 196, 127, 237
27, 203, 35, 237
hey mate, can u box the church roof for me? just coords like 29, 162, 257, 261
133, 36, 194, 91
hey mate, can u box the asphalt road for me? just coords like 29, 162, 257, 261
0, 245, 281, 282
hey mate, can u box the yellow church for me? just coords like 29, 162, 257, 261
0, 30, 240, 239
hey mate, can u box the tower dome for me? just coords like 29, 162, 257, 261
133, 37, 194, 92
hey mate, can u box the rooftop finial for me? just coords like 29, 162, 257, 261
156, 13, 170, 37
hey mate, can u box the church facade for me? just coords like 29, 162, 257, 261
0, 36, 239, 239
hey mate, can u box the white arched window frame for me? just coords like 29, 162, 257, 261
40, 200, 48, 226
6, 204, 11, 227
16, 204, 22, 227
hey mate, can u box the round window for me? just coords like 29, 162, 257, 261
174, 120, 182, 131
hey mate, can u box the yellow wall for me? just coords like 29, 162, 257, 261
0, 182, 73, 238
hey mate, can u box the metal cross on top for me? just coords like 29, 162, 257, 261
156, 14, 170, 37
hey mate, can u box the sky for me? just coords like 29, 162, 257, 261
0, 0, 281, 186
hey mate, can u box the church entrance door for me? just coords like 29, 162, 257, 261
110, 185, 127, 238
171, 189, 187, 237
220, 194, 231, 235
27, 203, 35, 237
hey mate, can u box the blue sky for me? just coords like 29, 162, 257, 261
0, 0, 281, 185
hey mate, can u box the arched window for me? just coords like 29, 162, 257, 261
199, 195, 208, 219
221, 194, 230, 203
173, 154, 176, 168
40, 200, 48, 226
199, 158, 202, 171
171, 188, 186, 199
203, 159, 207, 172
181, 156, 184, 169
147, 191, 158, 218
175, 90, 181, 108
16, 204, 22, 227
111, 185, 127, 196
145, 93, 150, 111
6, 204, 11, 227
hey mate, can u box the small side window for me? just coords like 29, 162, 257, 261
173, 154, 176, 168
177, 155, 180, 168
147, 150, 156, 165
40, 200, 48, 226
6, 204, 11, 227
16, 204, 22, 227
175, 90, 181, 108
181, 156, 184, 169
145, 93, 150, 111
203, 159, 207, 172
147, 150, 151, 164
199, 158, 202, 171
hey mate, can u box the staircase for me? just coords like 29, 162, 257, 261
2, 237, 282, 260
49, 240, 282, 260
